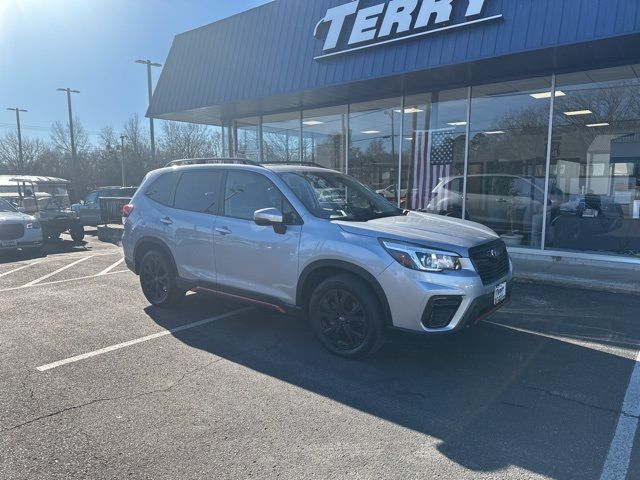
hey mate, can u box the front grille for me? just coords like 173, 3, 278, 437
470, 240, 510, 286
0, 224, 24, 240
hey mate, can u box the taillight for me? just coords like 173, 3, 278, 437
122, 204, 134, 218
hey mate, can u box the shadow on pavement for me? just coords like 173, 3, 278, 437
144, 286, 640, 480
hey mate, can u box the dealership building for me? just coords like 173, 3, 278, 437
148, 0, 640, 265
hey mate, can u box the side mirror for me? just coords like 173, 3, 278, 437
254, 208, 284, 226
17, 207, 25, 213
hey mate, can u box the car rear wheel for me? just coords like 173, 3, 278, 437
139, 250, 185, 308
309, 274, 386, 358
70, 224, 85, 244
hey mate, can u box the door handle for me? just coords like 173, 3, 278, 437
216, 226, 232, 236
160, 217, 173, 225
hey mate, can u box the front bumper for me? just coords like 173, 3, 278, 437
0, 228, 43, 251
377, 259, 513, 334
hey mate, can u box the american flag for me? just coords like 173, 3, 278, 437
409, 128, 455, 211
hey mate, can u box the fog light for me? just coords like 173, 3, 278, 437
422, 296, 462, 329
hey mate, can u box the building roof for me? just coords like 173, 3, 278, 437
148, 0, 640, 124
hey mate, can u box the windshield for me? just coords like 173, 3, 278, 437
0, 198, 17, 212
279, 170, 403, 221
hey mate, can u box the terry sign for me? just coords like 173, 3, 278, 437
314, 0, 502, 60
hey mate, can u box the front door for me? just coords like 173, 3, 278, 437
79, 191, 101, 224
214, 171, 301, 306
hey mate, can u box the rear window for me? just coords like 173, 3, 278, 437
145, 173, 178, 206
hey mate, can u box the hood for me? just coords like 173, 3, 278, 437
0, 211, 35, 223
335, 212, 499, 256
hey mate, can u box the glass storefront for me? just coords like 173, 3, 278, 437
262, 112, 301, 163
235, 117, 260, 161
547, 66, 640, 255
403, 88, 468, 214
349, 98, 402, 199
302, 106, 348, 171
467, 78, 552, 248
229, 63, 640, 259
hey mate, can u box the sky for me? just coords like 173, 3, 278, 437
0, 0, 272, 142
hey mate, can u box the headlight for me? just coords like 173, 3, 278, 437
26, 222, 41, 230
381, 240, 461, 273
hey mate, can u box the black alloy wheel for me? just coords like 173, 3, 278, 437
139, 250, 185, 308
317, 289, 368, 351
309, 274, 386, 358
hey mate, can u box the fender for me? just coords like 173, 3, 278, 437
297, 260, 394, 326
133, 236, 178, 276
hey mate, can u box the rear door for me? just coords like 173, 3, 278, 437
170, 170, 223, 284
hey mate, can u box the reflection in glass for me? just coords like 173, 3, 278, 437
302, 106, 347, 171
263, 112, 301, 163
467, 78, 552, 248
235, 117, 260, 161
547, 65, 640, 256
403, 89, 468, 213
349, 99, 402, 202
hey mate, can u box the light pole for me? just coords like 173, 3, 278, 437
135, 59, 162, 166
6, 107, 27, 173
56, 88, 80, 192
120, 135, 128, 187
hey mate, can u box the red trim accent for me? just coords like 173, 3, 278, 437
476, 298, 511, 323
193, 287, 286, 314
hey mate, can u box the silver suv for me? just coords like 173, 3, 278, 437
122, 160, 513, 358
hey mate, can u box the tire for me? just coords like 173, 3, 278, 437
309, 274, 386, 359
139, 249, 186, 308
70, 224, 85, 244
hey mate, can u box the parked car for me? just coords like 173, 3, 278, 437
122, 161, 512, 358
376, 184, 407, 202
72, 187, 137, 226
426, 174, 561, 245
8, 176, 85, 243
0, 197, 43, 253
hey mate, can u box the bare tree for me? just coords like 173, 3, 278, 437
50, 118, 90, 155
0, 131, 47, 174
121, 114, 151, 184
159, 121, 222, 162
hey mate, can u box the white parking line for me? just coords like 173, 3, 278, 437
97, 258, 124, 276
0, 269, 130, 293
21, 256, 94, 287
600, 349, 640, 480
36, 307, 253, 372
0, 261, 41, 278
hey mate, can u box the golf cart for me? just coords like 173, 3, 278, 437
9, 176, 85, 244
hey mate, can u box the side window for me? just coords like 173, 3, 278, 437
224, 171, 298, 223
444, 178, 463, 193
174, 171, 224, 213
145, 173, 179, 207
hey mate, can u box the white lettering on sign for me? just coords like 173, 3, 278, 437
314, 0, 501, 60
349, 3, 386, 45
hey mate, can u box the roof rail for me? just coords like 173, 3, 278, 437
165, 158, 263, 168
261, 161, 328, 169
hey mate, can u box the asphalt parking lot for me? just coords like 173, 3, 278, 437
1, 234, 639, 480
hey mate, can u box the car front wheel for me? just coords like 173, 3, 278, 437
139, 250, 185, 308
309, 274, 386, 358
